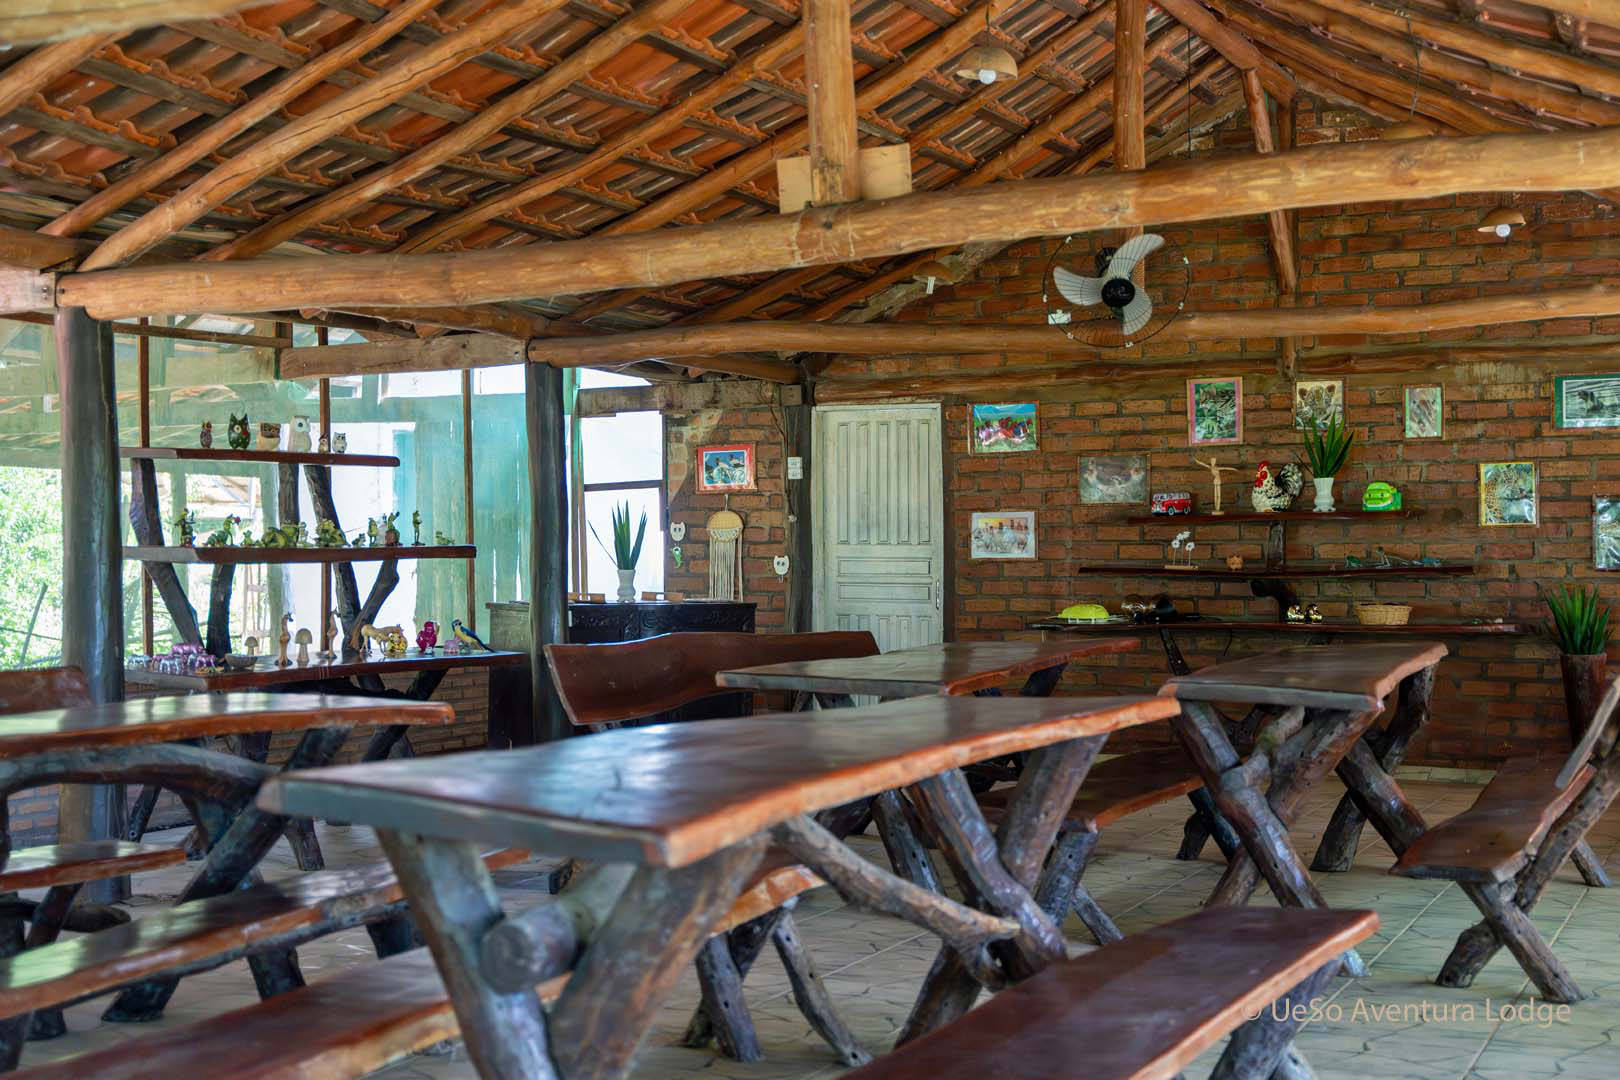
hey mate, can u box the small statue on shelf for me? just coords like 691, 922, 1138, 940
416, 620, 438, 654
1165, 530, 1196, 570
294, 628, 313, 665
199, 421, 213, 449
243, 635, 259, 657
172, 508, 197, 547
203, 514, 240, 548
1251, 461, 1304, 513
289, 416, 312, 453
1307, 603, 1324, 623
1192, 456, 1239, 515
1286, 603, 1307, 623
367, 517, 380, 548
314, 518, 345, 548
452, 619, 494, 653
256, 421, 281, 452
275, 614, 293, 667
318, 434, 330, 453
411, 511, 423, 546
1226, 554, 1244, 570
381, 511, 401, 547
333, 433, 347, 453
227, 413, 250, 450
383, 628, 409, 657
434, 529, 454, 546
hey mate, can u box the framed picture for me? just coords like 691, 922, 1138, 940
1596, 497, 1620, 570
1187, 377, 1243, 445
1293, 379, 1344, 430
970, 403, 1038, 453
1555, 374, 1620, 429
969, 510, 1036, 559
1079, 455, 1149, 504
1479, 462, 1537, 527
695, 443, 755, 492
1405, 386, 1443, 439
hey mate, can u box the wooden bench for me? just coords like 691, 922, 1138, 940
544, 629, 880, 1065
1392, 675, 1620, 1003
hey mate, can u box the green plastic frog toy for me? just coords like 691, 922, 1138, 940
1362, 482, 1401, 511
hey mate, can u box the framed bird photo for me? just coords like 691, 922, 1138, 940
695, 444, 755, 493
1480, 462, 1537, 527
1554, 374, 1620, 429
1187, 377, 1243, 445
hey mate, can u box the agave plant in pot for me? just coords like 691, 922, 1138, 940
1546, 585, 1613, 744
591, 502, 647, 602
1302, 414, 1354, 512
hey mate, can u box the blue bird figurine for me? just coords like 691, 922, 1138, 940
451, 619, 493, 652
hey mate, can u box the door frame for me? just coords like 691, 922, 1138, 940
810, 402, 949, 641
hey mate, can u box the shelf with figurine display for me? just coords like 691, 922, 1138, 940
127, 544, 476, 565
1125, 509, 1418, 525
126, 645, 523, 692
120, 446, 399, 468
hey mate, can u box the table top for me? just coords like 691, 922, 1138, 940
0, 693, 454, 756
1160, 642, 1449, 713
715, 638, 1139, 697
126, 648, 524, 691
258, 694, 1178, 868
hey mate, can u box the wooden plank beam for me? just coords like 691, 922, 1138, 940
40, 0, 441, 241
498, 286, 1620, 364
0, 33, 116, 115
206, 0, 699, 263
313, 304, 553, 341
1115, 0, 1147, 174
576, 381, 802, 417
0, 223, 84, 271
806, 0, 862, 205
77, 0, 567, 271
0, 0, 253, 44
1516, 0, 1620, 25
280, 336, 527, 379
47, 127, 1620, 320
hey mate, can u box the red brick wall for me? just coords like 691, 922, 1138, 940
814, 95, 1620, 769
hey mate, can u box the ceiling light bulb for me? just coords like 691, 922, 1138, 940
978, 68, 996, 84
1494, 223, 1512, 239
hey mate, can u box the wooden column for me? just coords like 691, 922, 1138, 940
806, 0, 861, 205
525, 362, 569, 745
462, 370, 476, 632
784, 402, 814, 633
137, 322, 153, 656
54, 307, 128, 903
1115, 0, 1147, 173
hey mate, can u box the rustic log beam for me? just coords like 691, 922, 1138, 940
40, 0, 441, 241
1116, 0, 1147, 173
282, 336, 527, 379
1516, 0, 1620, 26
1242, 69, 1297, 295
0, 34, 116, 117
311, 304, 550, 341
0, 225, 82, 272
207, 0, 698, 263
1153, 0, 1264, 69
78, 0, 567, 271
805, 0, 861, 205
0, 1, 255, 44
45, 128, 1620, 320
3, 312, 290, 348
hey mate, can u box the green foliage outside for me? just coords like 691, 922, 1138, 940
0, 466, 64, 667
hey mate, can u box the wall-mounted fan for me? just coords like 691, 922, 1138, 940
1042, 231, 1189, 349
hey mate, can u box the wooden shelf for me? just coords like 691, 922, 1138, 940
1068, 562, 1474, 579
127, 545, 475, 565
121, 447, 399, 468
126, 648, 524, 691
1124, 509, 1418, 525
1031, 617, 1529, 636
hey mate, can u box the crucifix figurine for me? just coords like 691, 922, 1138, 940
1192, 455, 1239, 515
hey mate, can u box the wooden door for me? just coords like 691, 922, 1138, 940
812, 404, 945, 649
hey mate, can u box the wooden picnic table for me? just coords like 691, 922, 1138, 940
258, 692, 1180, 1078
715, 638, 1138, 701
1159, 642, 1447, 973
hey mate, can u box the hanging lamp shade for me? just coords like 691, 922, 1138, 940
1477, 206, 1526, 238
914, 259, 954, 295
1381, 118, 1436, 140
955, 44, 1017, 85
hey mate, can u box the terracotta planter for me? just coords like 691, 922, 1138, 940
1560, 652, 1608, 746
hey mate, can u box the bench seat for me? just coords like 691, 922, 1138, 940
0, 842, 185, 892
0, 849, 529, 1017
978, 748, 1204, 833
849, 906, 1378, 1080
1393, 756, 1593, 883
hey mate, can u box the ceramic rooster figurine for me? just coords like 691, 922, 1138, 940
451, 619, 493, 652
1251, 460, 1304, 512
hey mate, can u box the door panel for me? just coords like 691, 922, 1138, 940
814, 404, 945, 651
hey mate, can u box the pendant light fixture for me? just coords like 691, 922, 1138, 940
914, 259, 954, 294
955, 3, 1017, 85
1477, 206, 1526, 238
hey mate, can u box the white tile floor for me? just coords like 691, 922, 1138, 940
17, 775, 1620, 1079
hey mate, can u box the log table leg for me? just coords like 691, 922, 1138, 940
1312, 667, 1435, 873
681, 910, 784, 1052
872, 789, 941, 892
1210, 959, 1337, 1079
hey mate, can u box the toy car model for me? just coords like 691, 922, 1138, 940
1151, 491, 1194, 515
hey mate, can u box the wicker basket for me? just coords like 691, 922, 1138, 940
1355, 603, 1413, 626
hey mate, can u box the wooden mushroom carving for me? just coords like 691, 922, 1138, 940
243, 636, 259, 658
295, 628, 313, 666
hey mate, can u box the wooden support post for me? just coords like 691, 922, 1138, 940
54, 308, 128, 905
526, 363, 569, 745
805, 0, 861, 205
318, 331, 332, 658
462, 369, 476, 632
137, 322, 153, 657
1115, 0, 1147, 174
784, 403, 813, 633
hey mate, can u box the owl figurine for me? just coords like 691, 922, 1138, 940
289, 416, 312, 453
227, 413, 251, 451
333, 433, 348, 453
256, 422, 282, 452
199, 421, 213, 449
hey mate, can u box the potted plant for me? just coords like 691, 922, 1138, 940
592, 502, 647, 602
1302, 414, 1354, 512
1545, 585, 1612, 744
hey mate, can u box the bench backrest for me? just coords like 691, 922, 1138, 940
0, 667, 90, 716
1557, 673, 1620, 789
544, 631, 880, 728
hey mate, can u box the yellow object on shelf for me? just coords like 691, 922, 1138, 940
1058, 603, 1111, 620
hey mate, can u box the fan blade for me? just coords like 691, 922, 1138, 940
1105, 232, 1165, 282
1120, 291, 1154, 336
1052, 267, 1104, 306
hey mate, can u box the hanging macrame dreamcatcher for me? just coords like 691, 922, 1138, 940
706, 507, 744, 601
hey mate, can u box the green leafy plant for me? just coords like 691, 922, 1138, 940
1301, 414, 1354, 477
1545, 585, 1612, 655
591, 502, 647, 571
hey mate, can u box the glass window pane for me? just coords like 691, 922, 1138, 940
580, 411, 661, 484
582, 487, 663, 597
579, 369, 648, 389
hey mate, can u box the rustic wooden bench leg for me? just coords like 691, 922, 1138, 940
551, 837, 768, 1080
1210, 959, 1336, 1080
23, 883, 82, 1041
1015, 663, 1067, 698
682, 911, 784, 1050
377, 830, 560, 1078
1179, 787, 1242, 862
1571, 840, 1612, 887
1460, 880, 1586, 1003
872, 789, 942, 892
1327, 738, 1427, 856
772, 911, 871, 1066
0, 905, 27, 1070
366, 912, 425, 958
1031, 827, 1121, 945
692, 935, 763, 1061
126, 784, 162, 841
1312, 667, 1434, 873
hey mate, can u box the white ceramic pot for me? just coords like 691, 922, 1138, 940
616, 567, 636, 602
1312, 475, 1336, 513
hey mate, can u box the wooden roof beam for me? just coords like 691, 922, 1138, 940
0, 33, 118, 116
1241, 69, 1296, 295
0, 223, 85, 271
77, 0, 567, 271
806, 0, 862, 205
44, 127, 1620, 320
205, 0, 700, 263
0, 1, 255, 44
1116, 0, 1147, 174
